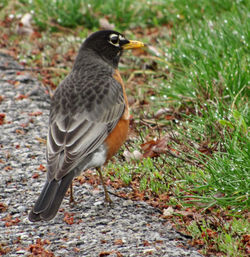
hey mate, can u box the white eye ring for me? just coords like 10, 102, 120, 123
119, 35, 125, 41
109, 34, 120, 47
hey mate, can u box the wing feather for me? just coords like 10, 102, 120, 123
46, 70, 125, 181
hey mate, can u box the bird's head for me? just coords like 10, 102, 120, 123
80, 30, 144, 68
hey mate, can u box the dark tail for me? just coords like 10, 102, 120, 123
29, 171, 74, 222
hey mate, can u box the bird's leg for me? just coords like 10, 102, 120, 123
97, 167, 112, 203
69, 182, 75, 204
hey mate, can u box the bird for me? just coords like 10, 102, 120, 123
29, 30, 144, 222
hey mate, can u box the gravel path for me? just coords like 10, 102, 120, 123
0, 53, 202, 257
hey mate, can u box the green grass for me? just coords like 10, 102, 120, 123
0, 0, 8, 10
145, 3, 250, 209
187, 217, 250, 256
19, 0, 164, 30
108, 157, 171, 194
15, 0, 249, 31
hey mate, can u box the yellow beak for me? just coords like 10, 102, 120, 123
122, 40, 144, 50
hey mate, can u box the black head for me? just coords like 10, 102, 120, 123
80, 30, 144, 68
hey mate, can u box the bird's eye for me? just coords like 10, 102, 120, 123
109, 34, 119, 46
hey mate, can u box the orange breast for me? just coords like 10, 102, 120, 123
104, 69, 129, 162
104, 118, 129, 161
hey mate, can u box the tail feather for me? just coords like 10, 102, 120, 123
33, 180, 59, 213
29, 171, 74, 222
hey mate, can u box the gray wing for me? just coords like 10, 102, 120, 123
46, 72, 125, 181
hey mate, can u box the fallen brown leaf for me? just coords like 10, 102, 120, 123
99, 251, 112, 256
0, 113, 6, 125
28, 238, 54, 256
38, 164, 46, 172
15, 94, 27, 100
63, 212, 74, 225
0, 202, 8, 212
32, 172, 39, 179
29, 111, 43, 116
141, 137, 167, 158
114, 239, 123, 245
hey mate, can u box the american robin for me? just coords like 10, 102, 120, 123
29, 30, 144, 222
